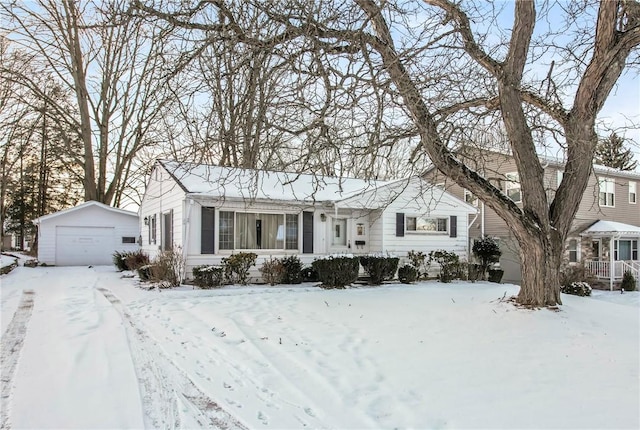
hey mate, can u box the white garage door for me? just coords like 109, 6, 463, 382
55, 226, 115, 266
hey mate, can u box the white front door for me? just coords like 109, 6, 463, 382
329, 218, 349, 251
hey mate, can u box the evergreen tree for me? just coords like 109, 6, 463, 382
594, 133, 638, 171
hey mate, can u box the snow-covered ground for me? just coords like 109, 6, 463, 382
0, 254, 18, 270
1, 266, 638, 429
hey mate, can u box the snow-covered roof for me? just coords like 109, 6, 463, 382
159, 160, 390, 203
33, 201, 138, 224
579, 220, 640, 237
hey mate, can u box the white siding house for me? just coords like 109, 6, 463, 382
33, 201, 139, 266
140, 160, 478, 280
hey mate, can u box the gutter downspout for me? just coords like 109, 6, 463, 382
467, 211, 479, 261
481, 202, 485, 237
182, 198, 194, 282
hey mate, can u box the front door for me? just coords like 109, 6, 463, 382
591, 239, 601, 261
332, 218, 347, 247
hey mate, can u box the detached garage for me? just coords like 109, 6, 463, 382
33, 201, 139, 266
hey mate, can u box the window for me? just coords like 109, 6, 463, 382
285, 214, 298, 250
122, 237, 136, 244
464, 189, 478, 207
201, 207, 215, 254
567, 239, 578, 263
598, 178, 615, 207
219, 211, 298, 250
615, 239, 638, 261
149, 214, 157, 245
630, 181, 637, 204
163, 211, 173, 251
219, 211, 234, 250
406, 216, 447, 233
505, 172, 521, 203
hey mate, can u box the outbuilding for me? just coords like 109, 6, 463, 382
33, 201, 139, 266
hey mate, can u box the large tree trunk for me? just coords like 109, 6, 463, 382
516, 230, 563, 306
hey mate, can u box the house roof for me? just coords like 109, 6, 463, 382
156, 161, 477, 214
579, 220, 640, 237
33, 201, 138, 224
422, 148, 640, 179
159, 160, 390, 203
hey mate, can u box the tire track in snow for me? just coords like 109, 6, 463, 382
97, 287, 247, 430
0, 290, 35, 430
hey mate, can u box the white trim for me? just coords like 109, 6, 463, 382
33, 201, 137, 224
629, 181, 637, 204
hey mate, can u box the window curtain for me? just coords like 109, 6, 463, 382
236, 213, 284, 249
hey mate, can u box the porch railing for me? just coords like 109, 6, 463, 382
620, 261, 640, 290
585, 260, 640, 289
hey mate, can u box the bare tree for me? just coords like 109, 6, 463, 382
136, 0, 639, 307
1, 0, 181, 206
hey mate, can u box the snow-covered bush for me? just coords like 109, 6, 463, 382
312, 255, 359, 289
407, 250, 429, 279
428, 250, 460, 283
113, 250, 149, 271
281, 255, 303, 284
398, 265, 418, 284
621, 271, 636, 292
560, 281, 592, 297
259, 258, 285, 286
360, 255, 399, 285
137, 264, 153, 281
222, 252, 257, 285
192, 265, 224, 289
472, 236, 501, 280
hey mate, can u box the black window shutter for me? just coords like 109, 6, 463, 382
302, 212, 314, 253
396, 213, 405, 237
449, 215, 457, 238
201, 207, 215, 254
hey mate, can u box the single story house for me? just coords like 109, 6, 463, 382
140, 160, 478, 280
33, 201, 140, 266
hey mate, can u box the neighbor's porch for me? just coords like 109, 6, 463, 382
578, 220, 640, 290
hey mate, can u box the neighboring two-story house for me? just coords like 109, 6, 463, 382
425, 149, 640, 288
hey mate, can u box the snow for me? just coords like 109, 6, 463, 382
1, 266, 639, 429
0, 254, 17, 269
161, 160, 388, 203
581, 220, 640, 235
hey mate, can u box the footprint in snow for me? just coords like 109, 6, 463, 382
304, 407, 315, 417
258, 411, 268, 425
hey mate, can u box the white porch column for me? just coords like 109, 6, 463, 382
609, 236, 615, 291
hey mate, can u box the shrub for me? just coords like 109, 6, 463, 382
301, 266, 319, 282
125, 250, 150, 271
112, 251, 128, 271
312, 256, 360, 289
428, 250, 460, 283
222, 252, 257, 285
260, 258, 285, 286
360, 255, 399, 285
192, 265, 224, 289
398, 264, 418, 284
280, 256, 303, 284
407, 250, 429, 279
560, 281, 592, 297
137, 264, 153, 281
113, 250, 150, 271
560, 264, 594, 286
621, 270, 637, 292
151, 247, 186, 288
472, 237, 501, 280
